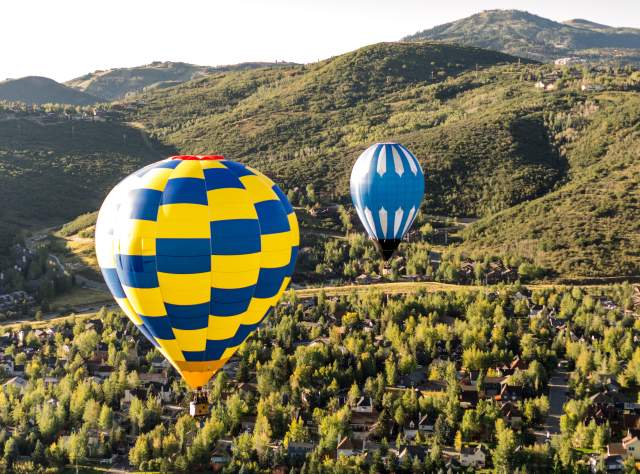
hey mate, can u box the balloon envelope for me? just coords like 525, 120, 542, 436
96, 155, 298, 389
350, 143, 424, 260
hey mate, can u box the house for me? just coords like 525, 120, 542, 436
403, 419, 419, 440
398, 445, 428, 462
499, 383, 524, 402
287, 441, 315, 459
418, 412, 437, 433
3, 376, 27, 392
590, 454, 625, 473
350, 412, 379, 440
240, 415, 257, 433
211, 440, 232, 470
459, 445, 487, 468
622, 434, 640, 460
336, 436, 357, 457
351, 396, 374, 414
501, 402, 523, 428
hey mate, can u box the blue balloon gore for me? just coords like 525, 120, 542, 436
350, 143, 425, 243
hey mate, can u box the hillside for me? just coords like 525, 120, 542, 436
404, 10, 640, 64
2, 41, 640, 279
0, 76, 100, 105
65, 60, 295, 100
0, 118, 173, 229
129, 42, 546, 217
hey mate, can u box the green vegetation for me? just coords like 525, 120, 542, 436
0, 118, 172, 228
1, 283, 639, 472
404, 9, 640, 64
0, 77, 100, 105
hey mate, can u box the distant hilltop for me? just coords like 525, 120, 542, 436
65, 61, 297, 101
0, 76, 100, 105
404, 9, 640, 64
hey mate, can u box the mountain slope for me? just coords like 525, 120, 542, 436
404, 10, 640, 63
65, 61, 296, 100
0, 76, 101, 105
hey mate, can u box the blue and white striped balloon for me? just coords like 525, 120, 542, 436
350, 143, 424, 260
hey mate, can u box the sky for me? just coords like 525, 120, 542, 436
2, 0, 640, 82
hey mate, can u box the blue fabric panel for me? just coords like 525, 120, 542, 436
116, 254, 159, 288
101, 267, 126, 298
203, 168, 245, 190
272, 185, 293, 213
221, 161, 254, 177
168, 313, 209, 330
164, 302, 210, 319
285, 246, 299, 277
156, 255, 211, 274
156, 238, 211, 256
137, 323, 161, 347
128, 188, 162, 221
211, 285, 256, 303
210, 219, 261, 255
140, 316, 176, 340
254, 266, 288, 298
161, 178, 208, 206
255, 200, 290, 234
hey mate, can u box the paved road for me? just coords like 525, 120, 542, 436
535, 366, 569, 443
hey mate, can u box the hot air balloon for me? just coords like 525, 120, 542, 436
95, 155, 298, 415
350, 143, 424, 260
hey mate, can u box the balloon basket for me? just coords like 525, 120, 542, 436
189, 387, 210, 419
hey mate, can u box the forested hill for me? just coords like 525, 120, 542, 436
0, 76, 100, 105
65, 61, 296, 101
1, 41, 640, 278
404, 10, 640, 64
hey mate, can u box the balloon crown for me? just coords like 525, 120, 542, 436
170, 155, 225, 161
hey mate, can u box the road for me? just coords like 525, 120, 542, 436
535, 366, 569, 443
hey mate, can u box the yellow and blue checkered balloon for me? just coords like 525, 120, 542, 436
95, 155, 298, 389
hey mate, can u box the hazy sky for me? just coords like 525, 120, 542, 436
3, 0, 640, 82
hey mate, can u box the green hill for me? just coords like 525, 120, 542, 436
0, 76, 101, 105
0, 118, 173, 229
65, 61, 296, 101
404, 10, 640, 64
2, 41, 639, 279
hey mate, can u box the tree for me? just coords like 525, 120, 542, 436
3, 437, 17, 468
98, 404, 113, 431
492, 419, 516, 474
252, 413, 272, 459
284, 417, 308, 447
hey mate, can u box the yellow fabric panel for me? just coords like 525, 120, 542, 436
116, 219, 157, 256
173, 327, 207, 352
138, 168, 173, 191
221, 346, 240, 360
207, 315, 244, 340
239, 175, 279, 203
115, 297, 143, 325
157, 272, 210, 305
123, 286, 167, 317
260, 249, 291, 268
199, 160, 227, 169
288, 213, 300, 245
170, 160, 205, 179
244, 298, 274, 325
156, 204, 210, 238
211, 269, 259, 289
207, 189, 257, 220
156, 337, 185, 362
261, 232, 293, 252
211, 253, 261, 272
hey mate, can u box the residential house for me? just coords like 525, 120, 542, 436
351, 396, 374, 414
211, 440, 232, 470
501, 402, 523, 428
336, 436, 357, 457
2, 376, 27, 392
287, 441, 315, 460
459, 445, 487, 468
403, 419, 419, 440
418, 412, 437, 434
622, 433, 640, 460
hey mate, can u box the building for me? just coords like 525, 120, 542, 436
622, 434, 640, 460
459, 445, 486, 468
287, 442, 315, 460
336, 436, 356, 457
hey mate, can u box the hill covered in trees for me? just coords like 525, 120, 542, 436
404, 10, 640, 64
65, 61, 296, 101
1, 41, 640, 279
0, 77, 100, 105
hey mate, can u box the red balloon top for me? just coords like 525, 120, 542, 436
170, 155, 225, 161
